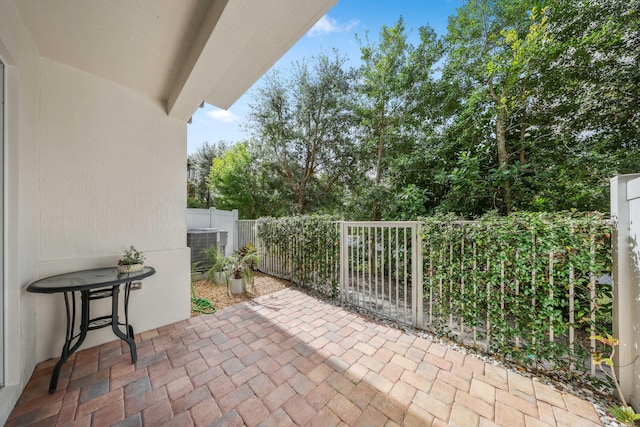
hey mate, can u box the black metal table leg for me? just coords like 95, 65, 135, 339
110, 284, 137, 363
49, 291, 89, 393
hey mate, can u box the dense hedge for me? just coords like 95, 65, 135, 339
257, 215, 340, 299
422, 211, 612, 377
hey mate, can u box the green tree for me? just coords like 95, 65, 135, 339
441, 0, 548, 214
525, 0, 640, 211
187, 141, 227, 208
355, 18, 443, 220
208, 142, 268, 219
247, 51, 360, 214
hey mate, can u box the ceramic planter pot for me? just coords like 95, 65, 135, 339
229, 278, 244, 294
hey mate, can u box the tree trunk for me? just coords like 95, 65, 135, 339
495, 105, 512, 214
489, 79, 512, 214
296, 193, 306, 215
372, 120, 386, 221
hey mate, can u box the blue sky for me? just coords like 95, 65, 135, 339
187, 0, 463, 154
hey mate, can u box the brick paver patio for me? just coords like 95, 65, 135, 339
7, 288, 603, 426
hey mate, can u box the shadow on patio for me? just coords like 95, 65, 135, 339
7, 288, 603, 426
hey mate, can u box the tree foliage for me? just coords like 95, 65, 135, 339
353, 18, 443, 220
192, 0, 637, 219
187, 141, 226, 208
247, 51, 360, 215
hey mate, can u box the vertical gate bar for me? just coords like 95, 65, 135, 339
569, 264, 575, 370
415, 222, 423, 328
404, 227, 409, 324
362, 227, 366, 308
411, 223, 419, 327
429, 240, 433, 326
472, 242, 477, 346
345, 223, 350, 302
395, 227, 399, 320
500, 260, 505, 345
486, 257, 491, 352
381, 227, 386, 313
354, 226, 359, 306
449, 240, 454, 332
589, 232, 597, 376
358, 226, 363, 307
340, 221, 347, 303
388, 226, 392, 318
360, 226, 364, 307
360, 226, 364, 306
549, 250, 554, 343
368, 227, 372, 310
349, 225, 353, 299
515, 249, 520, 349
460, 228, 465, 340
531, 233, 537, 346
375, 226, 379, 310
439, 250, 444, 326
363, 227, 367, 308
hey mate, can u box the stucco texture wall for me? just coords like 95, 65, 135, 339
0, 0, 42, 423
34, 59, 191, 362
38, 59, 186, 259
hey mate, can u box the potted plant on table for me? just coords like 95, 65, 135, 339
117, 245, 145, 273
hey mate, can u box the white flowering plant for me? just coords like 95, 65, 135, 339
118, 245, 145, 266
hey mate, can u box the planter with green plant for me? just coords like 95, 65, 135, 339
228, 244, 260, 295
199, 246, 230, 284
117, 245, 145, 273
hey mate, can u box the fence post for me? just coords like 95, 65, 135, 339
611, 174, 640, 407
412, 222, 423, 329
339, 222, 347, 303
231, 209, 239, 251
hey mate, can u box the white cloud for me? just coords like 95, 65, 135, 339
207, 109, 239, 123
308, 15, 359, 37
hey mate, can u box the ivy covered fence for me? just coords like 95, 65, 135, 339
422, 212, 611, 379
248, 212, 612, 380
256, 216, 340, 299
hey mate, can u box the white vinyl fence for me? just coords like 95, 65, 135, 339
237, 220, 258, 250
186, 208, 237, 255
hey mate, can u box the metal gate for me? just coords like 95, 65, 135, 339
339, 222, 423, 328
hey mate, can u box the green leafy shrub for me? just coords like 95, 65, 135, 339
422, 211, 612, 379
257, 215, 340, 298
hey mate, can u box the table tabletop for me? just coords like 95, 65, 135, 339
26, 266, 156, 294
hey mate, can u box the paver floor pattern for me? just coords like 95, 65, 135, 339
7, 288, 603, 426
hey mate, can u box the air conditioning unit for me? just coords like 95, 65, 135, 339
187, 228, 228, 271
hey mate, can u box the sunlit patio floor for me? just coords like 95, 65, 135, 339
7, 288, 604, 426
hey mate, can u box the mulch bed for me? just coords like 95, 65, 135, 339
191, 271, 291, 316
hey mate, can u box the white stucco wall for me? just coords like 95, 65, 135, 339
39, 59, 186, 257
35, 59, 191, 362
1, 4, 192, 422
0, 1, 42, 423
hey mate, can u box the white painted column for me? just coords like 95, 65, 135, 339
611, 173, 640, 408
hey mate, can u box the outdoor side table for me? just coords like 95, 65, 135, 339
26, 266, 156, 393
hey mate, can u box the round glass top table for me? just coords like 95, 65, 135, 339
27, 266, 156, 393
